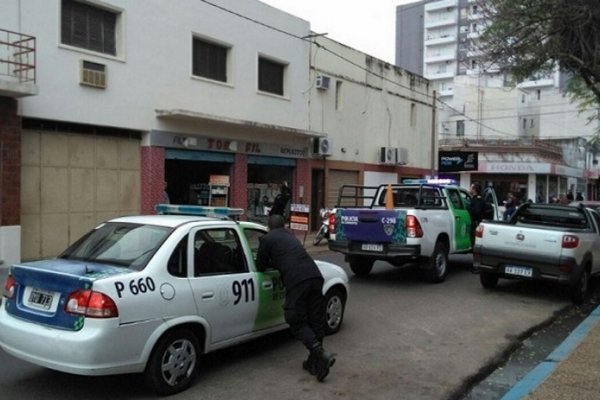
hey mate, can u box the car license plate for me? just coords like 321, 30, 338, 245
27, 288, 54, 310
504, 265, 533, 278
361, 243, 383, 252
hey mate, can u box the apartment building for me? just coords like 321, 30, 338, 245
396, 0, 599, 202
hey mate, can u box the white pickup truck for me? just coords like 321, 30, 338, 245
473, 203, 600, 303
328, 179, 498, 283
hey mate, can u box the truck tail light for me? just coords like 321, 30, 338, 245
475, 224, 484, 238
65, 289, 118, 318
561, 235, 579, 249
328, 212, 336, 235
2, 275, 16, 299
406, 215, 423, 238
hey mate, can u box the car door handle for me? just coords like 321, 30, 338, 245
201, 291, 214, 300
262, 282, 273, 290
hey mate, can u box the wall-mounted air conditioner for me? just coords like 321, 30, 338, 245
316, 75, 330, 90
380, 147, 397, 165
80, 60, 106, 89
313, 137, 333, 156
397, 147, 409, 165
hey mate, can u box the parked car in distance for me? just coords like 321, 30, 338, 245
0, 205, 349, 395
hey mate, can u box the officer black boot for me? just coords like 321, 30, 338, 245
310, 344, 336, 382
302, 352, 318, 375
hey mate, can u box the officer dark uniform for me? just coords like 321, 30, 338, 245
256, 214, 335, 381
467, 182, 486, 246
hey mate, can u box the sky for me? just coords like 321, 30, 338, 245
260, 0, 416, 65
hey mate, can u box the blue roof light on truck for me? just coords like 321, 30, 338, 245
402, 178, 457, 185
155, 204, 244, 218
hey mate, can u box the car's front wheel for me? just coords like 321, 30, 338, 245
323, 288, 346, 335
145, 329, 200, 396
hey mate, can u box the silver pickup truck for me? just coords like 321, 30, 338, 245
473, 203, 600, 303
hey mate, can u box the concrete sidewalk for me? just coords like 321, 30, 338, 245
502, 304, 600, 400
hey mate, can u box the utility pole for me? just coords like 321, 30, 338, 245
430, 90, 437, 177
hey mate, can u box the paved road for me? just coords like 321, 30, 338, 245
0, 253, 579, 399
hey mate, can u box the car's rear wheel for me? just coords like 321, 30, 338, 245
480, 270, 499, 289
349, 256, 374, 276
571, 267, 590, 305
323, 288, 346, 335
145, 329, 200, 396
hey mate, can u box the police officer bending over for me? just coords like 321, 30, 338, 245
256, 214, 336, 381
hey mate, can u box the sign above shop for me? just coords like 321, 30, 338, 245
438, 151, 478, 172
150, 130, 309, 159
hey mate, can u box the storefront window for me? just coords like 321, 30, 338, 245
247, 164, 292, 224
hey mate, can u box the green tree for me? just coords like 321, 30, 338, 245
476, 0, 600, 119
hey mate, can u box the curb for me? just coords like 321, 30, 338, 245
500, 304, 600, 399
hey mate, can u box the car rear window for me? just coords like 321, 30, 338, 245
516, 207, 589, 229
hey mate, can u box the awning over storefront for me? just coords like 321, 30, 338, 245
155, 108, 323, 139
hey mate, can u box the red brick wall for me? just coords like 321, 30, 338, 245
0, 97, 20, 226
230, 153, 248, 219
140, 146, 166, 215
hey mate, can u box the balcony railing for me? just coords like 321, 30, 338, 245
0, 28, 36, 83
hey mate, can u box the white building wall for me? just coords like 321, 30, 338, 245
309, 36, 433, 170
1, 0, 311, 132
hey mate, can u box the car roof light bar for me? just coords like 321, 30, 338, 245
155, 204, 245, 218
402, 178, 457, 185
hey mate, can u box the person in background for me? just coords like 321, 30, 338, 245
576, 192, 584, 201
269, 181, 291, 219
503, 192, 516, 221
559, 193, 570, 205
467, 182, 486, 246
256, 214, 336, 382
163, 181, 170, 204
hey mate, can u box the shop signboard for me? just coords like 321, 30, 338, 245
438, 151, 478, 172
289, 203, 310, 231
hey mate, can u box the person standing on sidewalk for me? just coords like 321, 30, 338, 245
256, 214, 336, 381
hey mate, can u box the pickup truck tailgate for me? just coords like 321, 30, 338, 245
480, 225, 564, 258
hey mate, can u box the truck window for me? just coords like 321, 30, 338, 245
447, 189, 463, 209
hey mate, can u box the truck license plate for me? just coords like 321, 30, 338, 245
504, 265, 533, 278
361, 243, 383, 252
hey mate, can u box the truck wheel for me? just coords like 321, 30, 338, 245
323, 288, 346, 335
571, 267, 590, 305
480, 271, 499, 289
349, 256, 374, 276
145, 329, 200, 396
423, 241, 448, 283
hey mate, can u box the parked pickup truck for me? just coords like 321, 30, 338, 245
473, 203, 600, 303
328, 179, 498, 282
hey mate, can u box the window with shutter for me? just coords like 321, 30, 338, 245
258, 57, 285, 96
192, 38, 228, 82
61, 0, 118, 56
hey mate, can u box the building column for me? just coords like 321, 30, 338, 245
140, 146, 166, 215
230, 153, 247, 218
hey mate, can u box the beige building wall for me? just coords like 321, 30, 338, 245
21, 131, 140, 260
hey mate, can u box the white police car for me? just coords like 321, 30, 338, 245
0, 205, 349, 395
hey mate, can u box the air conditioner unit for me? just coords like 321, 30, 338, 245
80, 60, 106, 89
380, 147, 397, 165
313, 137, 333, 156
316, 75, 330, 90
397, 147, 409, 165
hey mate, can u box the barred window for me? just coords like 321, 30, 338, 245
258, 57, 285, 96
61, 0, 117, 56
192, 38, 228, 82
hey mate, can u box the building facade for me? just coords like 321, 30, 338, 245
1, 0, 435, 265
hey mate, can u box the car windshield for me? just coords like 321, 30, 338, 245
59, 222, 173, 270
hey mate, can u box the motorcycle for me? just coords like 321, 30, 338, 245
313, 208, 332, 245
